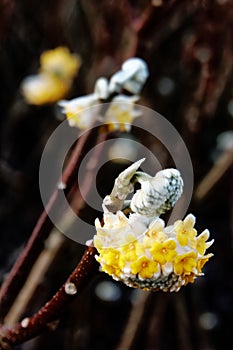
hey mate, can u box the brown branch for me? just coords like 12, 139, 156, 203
172, 294, 194, 350
145, 293, 169, 349
4, 231, 65, 326
194, 149, 233, 201
0, 127, 97, 318
0, 246, 98, 350
116, 290, 151, 350
0, 126, 110, 348
133, 4, 155, 34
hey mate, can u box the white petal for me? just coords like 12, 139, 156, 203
94, 77, 109, 99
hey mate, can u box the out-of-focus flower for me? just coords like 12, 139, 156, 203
94, 77, 109, 100
39, 46, 81, 80
105, 95, 141, 132
109, 58, 149, 94
58, 94, 99, 129
21, 74, 69, 105
93, 159, 214, 292
58, 57, 149, 131
121, 58, 149, 94
21, 47, 81, 105
109, 57, 149, 94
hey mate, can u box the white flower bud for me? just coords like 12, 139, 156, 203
108, 70, 129, 93
130, 168, 183, 217
108, 57, 149, 94
121, 58, 149, 94
103, 158, 145, 213
94, 77, 109, 100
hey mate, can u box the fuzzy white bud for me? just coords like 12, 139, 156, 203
109, 58, 149, 94
130, 168, 183, 217
103, 158, 145, 213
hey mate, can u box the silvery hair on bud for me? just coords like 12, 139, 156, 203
130, 168, 184, 217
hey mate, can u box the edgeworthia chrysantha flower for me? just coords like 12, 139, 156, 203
93, 159, 214, 292
57, 58, 148, 131
21, 47, 81, 105
58, 94, 100, 129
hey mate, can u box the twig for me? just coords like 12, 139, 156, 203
0, 246, 98, 350
3, 126, 110, 326
137, 0, 198, 51
172, 293, 194, 350
194, 149, 233, 201
116, 290, 151, 350
0, 127, 97, 318
4, 231, 65, 326
145, 293, 169, 349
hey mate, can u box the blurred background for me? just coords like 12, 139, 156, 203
0, 0, 233, 349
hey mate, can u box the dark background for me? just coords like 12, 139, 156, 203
0, 1, 233, 349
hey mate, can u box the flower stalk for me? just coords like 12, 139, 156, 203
0, 126, 97, 318
0, 246, 98, 350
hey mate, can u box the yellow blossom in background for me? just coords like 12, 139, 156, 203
21, 46, 81, 105
40, 46, 81, 80
21, 74, 70, 105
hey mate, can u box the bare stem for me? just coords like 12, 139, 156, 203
194, 149, 233, 201
4, 231, 65, 326
0, 127, 97, 318
0, 246, 98, 350
0, 126, 110, 348
116, 290, 151, 350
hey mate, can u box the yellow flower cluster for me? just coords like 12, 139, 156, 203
94, 213, 214, 292
21, 47, 81, 105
